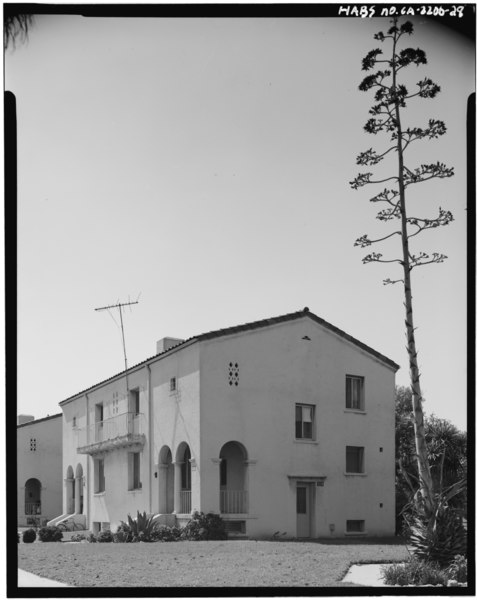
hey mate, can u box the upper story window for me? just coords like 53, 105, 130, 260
346, 375, 364, 410
112, 392, 119, 415
129, 389, 140, 415
346, 446, 365, 474
29, 438, 37, 451
295, 404, 314, 440
170, 377, 177, 393
72, 417, 77, 428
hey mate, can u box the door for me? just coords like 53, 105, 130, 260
296, 484, 311, 538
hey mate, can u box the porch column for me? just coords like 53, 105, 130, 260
74, 477, 82, 514
173, 461, 182, 513
158, 464, 169, 513
211, 458, 222, 514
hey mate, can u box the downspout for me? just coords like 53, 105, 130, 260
85, 393, 90, 529
147, 364, 153, 514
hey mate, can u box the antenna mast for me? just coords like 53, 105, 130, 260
95, 299, 139, 391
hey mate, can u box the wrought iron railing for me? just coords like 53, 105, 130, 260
25, 501, 41, 515
76, 412, 145, 449
180, 490, 191, 514
220, 490, 248, 514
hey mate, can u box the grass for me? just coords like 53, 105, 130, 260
18, 538, 409, 587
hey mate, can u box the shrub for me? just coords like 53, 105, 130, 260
446, 555, 467, 584
119, 511, 158, 542
87, 533, 97, 543
22, 528, 36, 544
151, 525, 182, 542
113, 530, 130, 543
70, 533, 86, 542
181, 511, 227, 541
381, 557, 447, 586
97, 529, 114, 543
38, 526, 63, 542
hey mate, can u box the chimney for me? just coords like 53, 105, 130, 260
18, 414, 35, 425
156, 337, 184, 355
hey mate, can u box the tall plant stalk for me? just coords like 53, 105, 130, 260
351, 18, 455, 513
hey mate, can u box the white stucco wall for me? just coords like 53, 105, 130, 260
198, 315, 396, 538
17, 415, 63, 525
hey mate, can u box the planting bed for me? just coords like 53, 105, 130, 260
18, 539, 408, 587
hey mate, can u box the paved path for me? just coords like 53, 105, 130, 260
341, 563, 392, 586
18, 569, 72, 587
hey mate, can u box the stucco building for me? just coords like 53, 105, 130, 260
17, 413, 63, 526
51, 308, 399, 538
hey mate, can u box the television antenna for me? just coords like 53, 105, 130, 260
94, 297, 139, 391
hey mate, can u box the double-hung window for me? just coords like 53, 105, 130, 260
295, 404, 314, 440
128, 452, 141, 490
346, 446, 365, 473
346, 375, 364, 410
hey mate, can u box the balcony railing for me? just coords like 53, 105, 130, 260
220, 490, 248, 514
179, 490, 191, 514
25, 501, 41, 515
77, 412, 146, 455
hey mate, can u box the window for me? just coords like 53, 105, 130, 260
347, 520, 365, 533
346, 446, 365, 473
170, 377, 177, 393
112, 392, 119, 415
181, 447, 191, 490
29, 438, 37, 451
346, 375, 364, 410
72, 417, 77, 428
295, 404, 314, 440
94, 458, 105, 493
128, 452, 141, 490
129, 390, 140, 415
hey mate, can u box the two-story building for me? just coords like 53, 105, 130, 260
50, 307, 399, 538
17, 413, 63, 527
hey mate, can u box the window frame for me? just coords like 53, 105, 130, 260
346, 446, 365, 474
295, 403, 315, 441
346, 375, 365, 411
94, 458, 105, 493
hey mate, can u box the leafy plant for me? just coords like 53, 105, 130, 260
408, 480, 467, 566
70, 533, 86, 542
181, 511, 227, 541
118, 511, 158, 542
96, 529, 114, 543
38, 526, 63, 542
22, 528, 36, 543
87, 532, 97, 543
381, 556, 447, 586
150, 525, 182, 542
445, 555, 467, 584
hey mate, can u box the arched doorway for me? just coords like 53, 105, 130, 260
158, 446, 174, 514
175, 443, 192, 514
219, 441, 248, 514
66, 466, 75, 514
75, 464, 84, 514
25, 478, 41, 516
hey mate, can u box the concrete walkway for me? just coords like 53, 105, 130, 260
341, 563, 393, 586
18, 569, 72, 587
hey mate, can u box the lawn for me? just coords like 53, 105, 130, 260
18, 539, 409, 587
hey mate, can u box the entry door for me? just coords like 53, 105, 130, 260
296, 484, 311, 537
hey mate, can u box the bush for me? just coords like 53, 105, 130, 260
119, 511, 158, 542
181, 511, 227, 541
38, 526, 63, 542
381, 557, 447, 586
151, 525, 182, 542
113, 529, 130, 543
446, 555, 467, 583
87, 532, 97, 543
97, 529, 114, 543
70, 533, 86, 542
22, 528, 37, 544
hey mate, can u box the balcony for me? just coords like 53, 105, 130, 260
220, 490, 248, 514
77, 412, 146, 455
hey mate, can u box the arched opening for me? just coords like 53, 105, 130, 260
66, 465, 75, 514
158, 446, 174, 514
75, 463, 84, 514
175, 442, 192, 514
219, 441, 248, 514
25, 478, 41, 516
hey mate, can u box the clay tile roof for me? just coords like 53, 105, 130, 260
60, 307, 399, 404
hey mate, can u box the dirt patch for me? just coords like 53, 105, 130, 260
18, 540, 409, 587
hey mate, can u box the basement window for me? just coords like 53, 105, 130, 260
346, 520, 365, 533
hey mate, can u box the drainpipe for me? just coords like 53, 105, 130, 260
85, 393, 90, 529
147, 364, 153, 514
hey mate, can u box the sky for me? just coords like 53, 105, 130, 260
6, 8, 474, 431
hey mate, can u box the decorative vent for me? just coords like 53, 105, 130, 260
30, 438, 37, 452
228, 362, 239, 386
